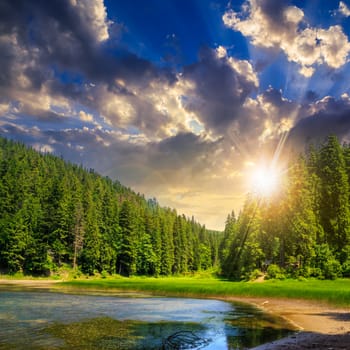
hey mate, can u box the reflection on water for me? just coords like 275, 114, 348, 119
0, 289, 295, 349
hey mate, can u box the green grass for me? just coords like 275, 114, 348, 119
60, 276, 350, 307
0, 272, 52, 280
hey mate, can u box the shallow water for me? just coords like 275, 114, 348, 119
0, 289, 294, 349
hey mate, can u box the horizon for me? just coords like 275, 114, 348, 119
1, 0, 350, 230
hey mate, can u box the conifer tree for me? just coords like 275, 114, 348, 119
117, 200, 137, 276
0, 137, 218, 276
317, 136, 350, 260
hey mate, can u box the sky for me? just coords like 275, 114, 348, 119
1, 0, 350, 230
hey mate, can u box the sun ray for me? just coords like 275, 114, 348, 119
250, 163, 281, 197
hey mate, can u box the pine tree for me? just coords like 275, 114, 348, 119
222, 197, 261, 279
117, 200, 137, 276
0, 137, 218, 277
282, 157, 318, 271
317, 136, 350, 260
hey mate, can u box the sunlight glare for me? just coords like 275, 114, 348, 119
250, 165, 280, 197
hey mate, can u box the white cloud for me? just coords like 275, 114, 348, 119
216, 46, 259, 87
222, 1, 303, 49
339, 1, 350, 17
223, 0, 350, 76
72, 0, 110, 42
32, 143, 54, 153
0, 102, 10, 115
92, 75, 211, 140
79, 110, 94, 122
317, 25, 350, 68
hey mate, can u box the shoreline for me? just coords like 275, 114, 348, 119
227, 297, 350, 349
1, 279, 349, 349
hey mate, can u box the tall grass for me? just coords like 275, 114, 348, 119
61, 276, 350, 307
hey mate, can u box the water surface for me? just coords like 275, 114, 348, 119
0, 288, 295, 349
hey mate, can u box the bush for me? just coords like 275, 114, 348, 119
266, 264, 285, 280
297, 276, 308, 282
309, 267, 324, 279
312, 244, 344, 279
323, 259, 341, 280
342, 261, 350, 277
243, 269, 263, 281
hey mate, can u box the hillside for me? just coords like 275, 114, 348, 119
0, 137, 221, 276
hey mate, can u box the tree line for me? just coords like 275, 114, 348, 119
0, 137, 221, 276
220, 135, 350, 280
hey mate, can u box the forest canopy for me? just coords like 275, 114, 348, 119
0, 137, 220, 276
2, 135, 350, 281
220, 135, 350, 280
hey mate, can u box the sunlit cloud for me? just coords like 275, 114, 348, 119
223, 0, 350, 76
1, 0, 350, 229
79, 110, 94, 122
338, 1, 350, 17
70, 0, 111, 42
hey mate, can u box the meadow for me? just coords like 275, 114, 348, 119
61, 276, 350, 307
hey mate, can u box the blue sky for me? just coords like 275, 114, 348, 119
1, 0, 350, 229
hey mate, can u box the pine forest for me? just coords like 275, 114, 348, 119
0, 137, 220, 276
220, 135, 350, 280
2, 135, 350, 281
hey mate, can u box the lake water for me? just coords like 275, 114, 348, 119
0, 288, 294, 349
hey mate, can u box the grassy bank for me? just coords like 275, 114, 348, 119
60, 276, 350, 307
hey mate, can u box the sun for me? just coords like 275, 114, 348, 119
250, 164, 280, 197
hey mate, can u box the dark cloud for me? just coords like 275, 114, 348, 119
150, 132, 218, 171
259, 0, 289, 24
227, 0, 299, 43
261, 87, 299, 119
288, 96, 350, 149
0, 0, 175, 94
0, 119, 220, 185
182, 47, 257, 133
261, 87, 285, 105
0, 0, 180, 139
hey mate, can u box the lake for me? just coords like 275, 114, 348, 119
0, 288, 294, 349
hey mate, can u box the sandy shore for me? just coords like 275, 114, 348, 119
225, 297, 350, 349
1, 279, 349, 349
0, 278, 61, 287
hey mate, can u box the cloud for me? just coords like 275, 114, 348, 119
223, 0, 303, 49
0, 101, 10, 116
0, 0, 172, 96
0, 0, 260, 142
181, 46, 258, 134
0, 0, 180, 139
0, 117, 245, 228
339, 1, 350, 17
0, 0, 110, 43
288, 94, 350, 148
246, 88, 299, 142
79, 110, 94, 122
70, 0, 110, 42
2, 0, 350, 230
223, 0, 350, 76
32, 143, 55, 153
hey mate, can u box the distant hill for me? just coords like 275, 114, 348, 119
0, 137, 221, 276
